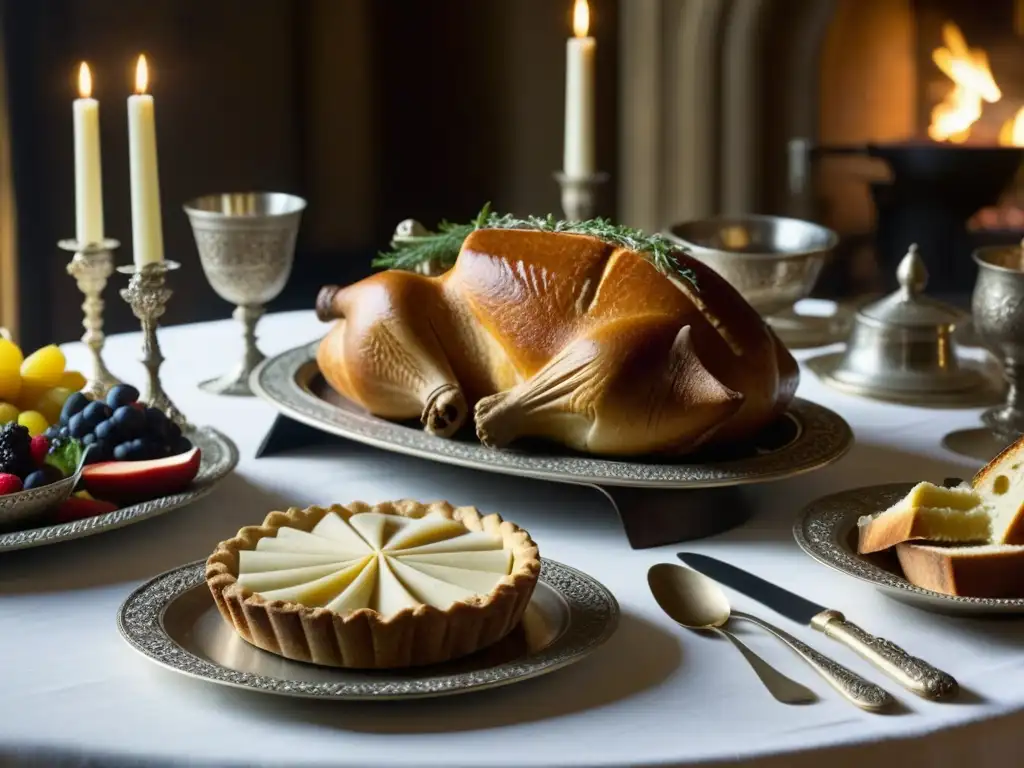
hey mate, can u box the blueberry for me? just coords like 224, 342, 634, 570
167, 421, 182, 442
172, 437, 193, 455
23, 469, 49, 489
68, 413, 89, 439
144, 407, 170, 440
60, 392, 89, 424
58, 425, 70, 440
106, 384, 140, 409
113, 442, 134, 461
113, 405, 145, 438
84, 439, 110, 464
95, 419, 119, 442
82, 401, 112, 426
43, 426, 58, 441
41, 464, 64, 482
82, 433, 97, 447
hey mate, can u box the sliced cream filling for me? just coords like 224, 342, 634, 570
237, 510, 514, 616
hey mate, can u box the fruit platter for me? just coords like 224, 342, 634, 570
0, 337, 238, 552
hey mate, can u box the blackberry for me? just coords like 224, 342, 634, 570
0, 423, 33, 478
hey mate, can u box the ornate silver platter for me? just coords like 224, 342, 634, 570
251, 343, 853, 489
118, 558, 619, 700
794, 483, 1024, 615
0, 426, 238, 553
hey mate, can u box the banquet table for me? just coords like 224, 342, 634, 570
2, 307, 1024, 768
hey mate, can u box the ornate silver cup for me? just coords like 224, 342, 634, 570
972, 242, 1024, 440
183, 192, 306, 396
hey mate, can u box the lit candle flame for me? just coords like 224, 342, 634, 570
573, 0, 590, 38
135, 54, 149, 95
78, 62, 92, 99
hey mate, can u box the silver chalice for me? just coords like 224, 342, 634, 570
972, 241, 1024, 440
184, 192, 306, 396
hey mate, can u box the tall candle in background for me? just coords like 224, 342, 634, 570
73, 62, 104, 245
127, 54, 164, 268
563, 0, 596, 177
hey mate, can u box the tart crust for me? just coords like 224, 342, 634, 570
205, 500, 541, 669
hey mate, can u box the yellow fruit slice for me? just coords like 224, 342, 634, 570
17, 410, 48, 437
32, 387, 72, 424
0, 338, 21, 402
0, 402, 18, 425
59, 371, 87, 392
20, 345, 66, 390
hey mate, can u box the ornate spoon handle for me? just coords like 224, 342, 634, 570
732, 610, 892, 711
812, 610, 958, 701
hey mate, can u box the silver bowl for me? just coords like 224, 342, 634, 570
184, 192, 306, 397
0, 474, 78, 531
664, 215, 838, 317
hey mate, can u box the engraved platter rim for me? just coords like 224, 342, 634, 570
0, 426, 239, 553
793, 482, 1024, 615
117, 557, 620, 700
250, 342, 854, 489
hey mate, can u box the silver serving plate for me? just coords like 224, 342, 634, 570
794, 483, 1024, 615
250, 343, 853, 489
0, 426, 238, 553
118, 558, 619, 700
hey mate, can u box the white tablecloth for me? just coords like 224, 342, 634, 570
2, 307, 1023, 768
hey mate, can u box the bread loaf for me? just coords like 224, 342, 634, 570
315, 228, 798, 456
895, 542, 1024, 598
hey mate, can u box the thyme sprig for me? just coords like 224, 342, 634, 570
372, 204, 697, 287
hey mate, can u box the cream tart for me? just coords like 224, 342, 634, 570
206, 500, 540, 669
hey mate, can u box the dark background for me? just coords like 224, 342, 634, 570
1, 0, 619, 350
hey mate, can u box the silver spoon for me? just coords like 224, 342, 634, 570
648, 562, 815, 704
649, 563, 893, 711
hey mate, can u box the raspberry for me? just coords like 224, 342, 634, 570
0, 472, 23, 495
29, 435, 49, 467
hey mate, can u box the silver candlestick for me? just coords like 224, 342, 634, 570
58, 238, 125, 399
554, 171, 609, 221
117, 261, 189, 430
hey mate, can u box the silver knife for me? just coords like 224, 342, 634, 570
677, 552, 959, 701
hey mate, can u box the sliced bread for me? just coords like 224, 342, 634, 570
895, 542, 1024, 598
857, 482, 988, 554
858, 434, 1024, 555
972, 433, 1024, 546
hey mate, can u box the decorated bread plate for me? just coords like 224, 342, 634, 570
251, 342, 853, 489
0, 425, 238, 553
793, 483, 1024, 615
118, 555, 619, 700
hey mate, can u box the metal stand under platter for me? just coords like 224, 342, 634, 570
254, 414, 758, 549
249, 343, 853, 551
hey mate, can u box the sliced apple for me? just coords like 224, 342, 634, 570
81, 447, 201, 502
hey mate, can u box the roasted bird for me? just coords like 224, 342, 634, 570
315, 226, 798, 456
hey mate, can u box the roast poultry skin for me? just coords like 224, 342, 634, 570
315, 228, 799, 456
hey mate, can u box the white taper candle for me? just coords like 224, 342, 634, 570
73, 62, 104, 246
127, 55, 164, 268
563, 0, 596, 177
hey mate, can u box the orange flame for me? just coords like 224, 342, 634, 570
134, 55, 149, 95
77, 62, 92, 99
573, 0, 590, 38
928, 22, 1002, 144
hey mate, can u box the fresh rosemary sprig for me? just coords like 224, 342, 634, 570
372, 204, 697, 287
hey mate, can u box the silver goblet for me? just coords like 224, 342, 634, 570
183, 192, 306, 396
972, 241, 1024, 440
